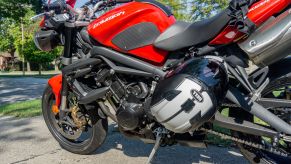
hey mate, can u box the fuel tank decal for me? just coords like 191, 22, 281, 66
249, 0, 272, 12
93, 11, 126, 29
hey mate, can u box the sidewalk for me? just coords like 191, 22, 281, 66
0, 116, 248, 164
0, 77, 47, 105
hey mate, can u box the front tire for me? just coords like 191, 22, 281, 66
42, 86, 108, 155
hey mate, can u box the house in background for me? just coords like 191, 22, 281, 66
0, 52, 18, 71
0, 52, 10, 71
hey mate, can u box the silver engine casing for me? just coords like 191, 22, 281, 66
150, 58, 228, 133
239, 9, 291, 67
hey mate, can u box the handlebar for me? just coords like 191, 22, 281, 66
82, 0, 132, 7
30, 12, 47, 21
91, 1, 106, 14
81, 0, 132, 20
37, 0, 133, 23
44, 0, 67, 13
115, 0, 132, 3
44, 0, 132, 13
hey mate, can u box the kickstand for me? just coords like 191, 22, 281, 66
147, 134, 162, 164
147, 127, 170, 164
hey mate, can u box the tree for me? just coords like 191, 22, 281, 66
157, 0, 229, 21
11, 9, 61, 74
0, 0, 46, 71
23, 39, 61, 75
0, 0, 44, 21
158, 0, 190, 20
0, 19, 16, 68
189, 0, 229, 20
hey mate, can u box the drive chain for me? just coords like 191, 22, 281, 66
201, 127, 289, 157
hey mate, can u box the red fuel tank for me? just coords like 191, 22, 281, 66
87, 1, 176, 65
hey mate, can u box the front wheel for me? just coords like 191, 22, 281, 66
42, 86, 108, 155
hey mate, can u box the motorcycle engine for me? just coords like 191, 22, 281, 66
116, 102, 144, 131
113, 81, 149, 131
150, 57, 228, 133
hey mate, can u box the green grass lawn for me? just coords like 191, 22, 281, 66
0, 70, 60, 78
0, 99, 41, 118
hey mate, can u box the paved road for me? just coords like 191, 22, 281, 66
0, 78, 47, 105
0, 116, 248, 164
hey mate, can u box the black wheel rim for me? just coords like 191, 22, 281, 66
47, 92, 94, 147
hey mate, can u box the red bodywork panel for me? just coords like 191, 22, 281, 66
48, 74, 62, 106
87, 1, 176, 65
210, 0, 291, 45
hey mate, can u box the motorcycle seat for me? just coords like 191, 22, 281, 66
154, 9, 231, 51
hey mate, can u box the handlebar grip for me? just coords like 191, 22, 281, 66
44, 0, 66, 13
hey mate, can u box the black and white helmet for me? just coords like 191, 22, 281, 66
151, 57, 228, 133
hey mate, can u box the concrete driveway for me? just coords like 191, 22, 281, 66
0, 77, 248, 163
0, 116, 248, 164
0, 77, 47, 105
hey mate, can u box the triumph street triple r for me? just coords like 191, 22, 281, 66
33, 0, 291, 163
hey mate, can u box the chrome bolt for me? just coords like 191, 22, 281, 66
250, 40, 257, 46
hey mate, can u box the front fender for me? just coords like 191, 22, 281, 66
48, 74, 62, 106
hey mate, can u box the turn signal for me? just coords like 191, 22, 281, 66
52, 104, 59, 115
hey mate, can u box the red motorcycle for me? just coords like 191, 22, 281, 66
33, 0, 291, 163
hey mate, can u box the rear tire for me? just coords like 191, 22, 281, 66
232, 74, 291, 163
42, 85, 108, 155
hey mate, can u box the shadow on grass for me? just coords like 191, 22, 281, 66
0, 75, 56, 79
